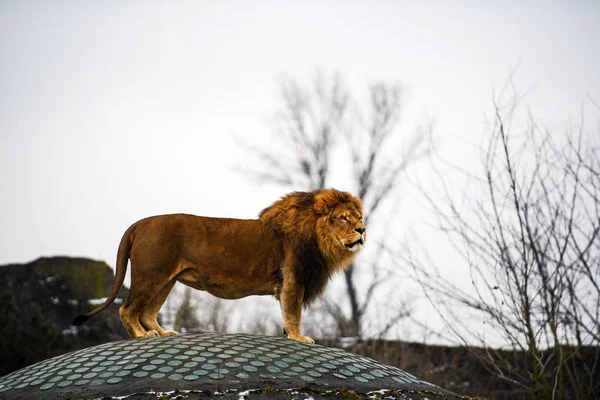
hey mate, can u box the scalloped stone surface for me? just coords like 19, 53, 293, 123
0, 333, 458, 399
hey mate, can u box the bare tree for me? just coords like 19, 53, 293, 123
161, 286, 234, 334
201, 296, 232, 334
241, 71, 431, 338
173, 287, 202, 333
243, 71, 348, 190
403, 83, 600, 399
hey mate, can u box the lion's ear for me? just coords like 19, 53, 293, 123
313, 189, 361, 217
312, 191, 336, 217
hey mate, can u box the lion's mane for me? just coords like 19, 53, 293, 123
259, 189, 362, 305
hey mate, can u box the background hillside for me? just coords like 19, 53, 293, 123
2, 256, 598, 399
0, 256, 129, 375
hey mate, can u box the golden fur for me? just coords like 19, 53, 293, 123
73, 189, 366, 343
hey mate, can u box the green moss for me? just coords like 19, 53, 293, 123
414, 389, 486, 400
33, 257, 113, 299
333, 387, 363, 400
297, 384, 328, 395
262, 385, 278, 395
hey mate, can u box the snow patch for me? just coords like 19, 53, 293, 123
367, 389, 398, 399
62, 326, 78, 336
88, 297, 123, 305
95, 389, 178, 400
338, 336, 359, 348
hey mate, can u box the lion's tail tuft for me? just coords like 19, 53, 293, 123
72, 314, 89, 326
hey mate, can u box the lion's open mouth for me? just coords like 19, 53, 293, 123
345, 238, 364, 249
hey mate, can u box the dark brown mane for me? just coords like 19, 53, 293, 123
294, 237, 330, 306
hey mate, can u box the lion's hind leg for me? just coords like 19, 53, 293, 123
119, 293, 154, 338
140, 279, 179, 337
120, 277, 176, 338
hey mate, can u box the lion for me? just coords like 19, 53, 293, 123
72, 189, 366, 343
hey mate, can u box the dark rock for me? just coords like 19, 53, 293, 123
0, 256, 130, 375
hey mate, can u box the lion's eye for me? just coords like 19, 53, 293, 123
340, 216, 347, 221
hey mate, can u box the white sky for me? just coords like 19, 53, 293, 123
1, 1, 599, 343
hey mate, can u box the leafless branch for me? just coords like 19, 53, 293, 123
239, 71, 430, 338
401, 80, 600, 399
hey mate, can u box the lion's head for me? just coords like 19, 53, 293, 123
259, 189, 366, 268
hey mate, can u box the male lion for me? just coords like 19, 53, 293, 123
73, 189, 365, 343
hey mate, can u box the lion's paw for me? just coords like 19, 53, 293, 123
162, 330, 179, 336
146, 330, 160, 337
289, 334, 315, 344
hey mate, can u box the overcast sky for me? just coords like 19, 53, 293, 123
1, 1, 599, 342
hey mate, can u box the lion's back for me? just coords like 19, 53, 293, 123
129, 213, 280, 269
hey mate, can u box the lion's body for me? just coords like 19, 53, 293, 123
73, 189, 366, 343
132, 215, 284, 299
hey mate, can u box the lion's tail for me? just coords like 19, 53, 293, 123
72, 223, 136, 326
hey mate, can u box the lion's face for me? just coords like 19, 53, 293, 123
329, 204, 366, 253
259, 188, 366, 260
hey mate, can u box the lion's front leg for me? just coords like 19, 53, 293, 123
279, 279, 314, 344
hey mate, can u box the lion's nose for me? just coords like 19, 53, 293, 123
355, 227, 365, 234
